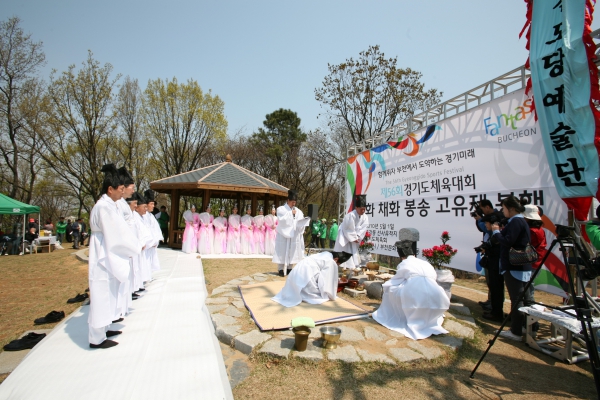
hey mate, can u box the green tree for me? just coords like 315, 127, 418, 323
40, 51, 120, 213
0, 16, 45, 200
249, 108, 307, 187
143, 77, 227, 177
315, 45, 441, 144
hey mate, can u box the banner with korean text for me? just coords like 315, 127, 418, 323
523, 0, 600, 220
345, 89, 569, 296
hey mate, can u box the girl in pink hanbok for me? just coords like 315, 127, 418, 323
253, 206, 266, 254
213, 207, 228, 254
182, 205, 198, 253
227, 205, 241, 254
264, 205, 278, 256
198, 205, 214, 254
240, 205, 255, 254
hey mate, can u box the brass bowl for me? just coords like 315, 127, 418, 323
320, 326, 342, 349
366, 261, 380, 271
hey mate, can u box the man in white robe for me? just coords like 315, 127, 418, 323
143, 189, 163, 275
373, 240, 450, 340
88, 164, 141, 349
334, 194, 369, 271
272, 190, 311, 276
272, 251, 351, 307
115, 166, 140, 317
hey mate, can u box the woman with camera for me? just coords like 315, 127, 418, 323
479, 213, 504, 322
491, 195, 534, 341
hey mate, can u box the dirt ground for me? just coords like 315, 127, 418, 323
203, 258, 597, 399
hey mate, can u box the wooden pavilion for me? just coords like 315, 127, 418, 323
150, 155, 289, 249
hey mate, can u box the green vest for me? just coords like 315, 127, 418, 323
328, 223, 338, 240
56, 221, 67, 234
319, 223, 327, 238
311, 220, 321, 235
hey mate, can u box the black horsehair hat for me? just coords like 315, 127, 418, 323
394, 240, 414, 257
117, 166, 134, 186
355, 194, 367, 208
144, 189, 156, 203
101, 164, 120, 193
288, 189, 298, 201
132, 192, 147, 205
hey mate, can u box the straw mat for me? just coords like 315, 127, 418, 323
239, 281, 369, 331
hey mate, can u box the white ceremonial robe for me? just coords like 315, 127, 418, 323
115, 198, 140, 316
264, 214, 278, 256
333, 210, 369, 270
142, 212, 162, 277
227, 214, 241, 254
271, 204, 310, 273
213, 216, 228, 254
240, 215, 255, 254
88, 195, 141, 340
181, 210, 198, 254
133, 212, 153, 290
197, 212, 214, 254
272, 252, 338, 307
253, 215, 266, 254
373, 256, 450, 340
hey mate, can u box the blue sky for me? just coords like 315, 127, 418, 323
3, 1, 599, 136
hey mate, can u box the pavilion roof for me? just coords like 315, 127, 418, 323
150, 160, 288, 197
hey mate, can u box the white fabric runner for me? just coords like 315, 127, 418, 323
0, 249, 233, 400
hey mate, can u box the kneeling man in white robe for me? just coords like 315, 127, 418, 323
272, 251, 352, 307
334, 194, 369, 271
373, 240, 450, 340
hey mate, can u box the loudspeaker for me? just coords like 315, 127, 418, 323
307, 204, 319, 221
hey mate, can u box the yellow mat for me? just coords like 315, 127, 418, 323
239, 281, 370, 331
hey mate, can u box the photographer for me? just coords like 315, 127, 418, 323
473, 199, 500, 311
478, 213, 504, 321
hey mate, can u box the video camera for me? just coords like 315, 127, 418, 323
470, 201, 483, 218
473, 241, 492, 253
555, 224, 600, 280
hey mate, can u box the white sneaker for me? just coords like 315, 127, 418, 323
18, 252, 23, 256
499, 330, 523, 341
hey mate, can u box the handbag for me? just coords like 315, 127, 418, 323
509, 243, 538, 266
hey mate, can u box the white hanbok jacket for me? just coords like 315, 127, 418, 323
143, 212, 163, 273
133, 211, 153, 289
271, 204, 310, 269
88, 195, 141, 329
373, 256, 450, 340
116, 198, 141, 316
272, 252, 339, 307
333, 210, 369, 270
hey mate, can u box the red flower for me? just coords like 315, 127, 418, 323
442, 231, 449, 236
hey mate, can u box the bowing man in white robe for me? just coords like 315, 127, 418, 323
88, 164, 141, 348
334, 194, 369, 271
373, 240, 450, 340
272, 251, 351, 307
272, 190, 311, 276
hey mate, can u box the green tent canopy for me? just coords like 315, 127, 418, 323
0, 193, 40, 215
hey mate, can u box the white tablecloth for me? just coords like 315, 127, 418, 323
33, 236, 57, 246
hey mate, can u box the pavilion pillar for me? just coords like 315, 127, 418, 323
236, 193, 241, 210
202, 189, 211, 212
169, 189, 180, 248
251, 194, 257, 216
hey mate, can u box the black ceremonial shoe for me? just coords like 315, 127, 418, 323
34, 311, 65, 325
89, 340, 118, 349
106, 330, 122, 338
112, 318, 124, 323
67, 293, 89, 303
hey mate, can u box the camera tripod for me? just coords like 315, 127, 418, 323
470, 225, 600, 398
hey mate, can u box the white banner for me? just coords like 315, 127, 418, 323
345, 89, 568, 273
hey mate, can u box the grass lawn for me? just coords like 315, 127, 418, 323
0, 248, 88, 353
203, 258, 596, 400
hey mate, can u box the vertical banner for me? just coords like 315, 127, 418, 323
525, 0, 600, 219
344, 89, 569, 297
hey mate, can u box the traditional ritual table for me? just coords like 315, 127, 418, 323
519, 306, 600, 364
33, 236, 57, 253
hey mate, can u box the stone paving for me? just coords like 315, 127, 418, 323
209, 271, 477, 374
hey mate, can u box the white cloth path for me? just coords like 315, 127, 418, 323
0, 248, 233, 400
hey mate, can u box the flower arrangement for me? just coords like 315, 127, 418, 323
359, 231, 374, 252
421, 231, 457, 269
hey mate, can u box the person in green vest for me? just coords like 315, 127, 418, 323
310, 219, 322, 248
319, 218, 327, 248
328, 218, 338, 249
56, 216, 68, 245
